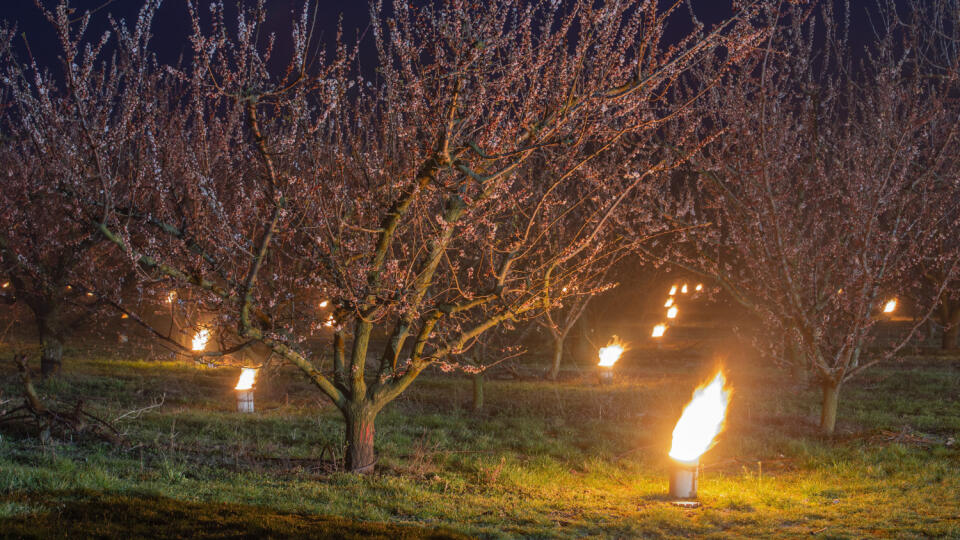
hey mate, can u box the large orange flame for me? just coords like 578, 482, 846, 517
597, 337, 625, 367
192, 328, 210, 351
669, 371, 731, 464
235, 367, 258, 391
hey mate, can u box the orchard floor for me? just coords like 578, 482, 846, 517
0, 348, 958, 538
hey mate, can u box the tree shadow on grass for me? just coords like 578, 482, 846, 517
0, 490, 470, 539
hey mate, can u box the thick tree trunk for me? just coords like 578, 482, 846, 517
547, 334, 565, 381
37, 313, 64, 379
471, 371, 484, 413
344, 406, 377, 473
819, 380, 842, 435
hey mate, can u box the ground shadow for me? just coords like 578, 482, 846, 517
0, 490, 470, 539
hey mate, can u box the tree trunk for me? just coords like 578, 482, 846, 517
785, 339, 807, 384
941, 302, 960, 350
37, 313, 64, 379
344, 406, 377, 473
471, 371, 484, 413
819, 380, 842, 435
547, 334, 565, 381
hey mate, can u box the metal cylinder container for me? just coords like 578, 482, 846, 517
669, 459, 699, 499
236, 389, 255, 413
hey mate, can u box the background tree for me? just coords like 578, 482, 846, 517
638, 1, 960, 434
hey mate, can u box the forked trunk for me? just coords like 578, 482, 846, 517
471, 371, 484, 413
344, 406, 377, 473
820, 380, 842, 435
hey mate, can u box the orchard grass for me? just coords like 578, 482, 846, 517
0, 348, 957, 538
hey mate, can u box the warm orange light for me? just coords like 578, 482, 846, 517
652, 324, 667, 338
667, 306, 678, 319
166, 291, 177, 304
664, 298, 674, 308
192, 328, 210, 351
235, 367, 258, 391
121, 313, 129, 319
319, 300, 329, 308
597, 337, 626, 368
86, 292, 94, 297
669, 371, 731, 464
695, 284, 703, 291
1, 282, 8, 288
669, 285, 677, 295
883, 299, 897, 313
681, 284, 689, 294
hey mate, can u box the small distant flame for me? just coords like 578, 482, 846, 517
667, 306, 678, 319
597, 337, 625, 368
192, 328, 210, 351
669, 371, 731, 464
695, 284, 703, 292
235, 367, 258, 391
664, 298, 674, 308
883, 299, 897, 313
669, 285, 677, 295
681, 284, 689, 294
166, 291, 177, 304
86, 292, 94, 297
319, 300, 329, 308
1, 281, 8, 288
652, 324, 667, 338
561, 286, 568, 293
121, 313, 129, 319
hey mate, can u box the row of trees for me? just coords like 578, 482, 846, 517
1, 0, 957, 469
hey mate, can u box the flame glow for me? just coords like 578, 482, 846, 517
652, 324, 667, 338
669, 285, 677, 295
2, 282, 8, 288
695, 284, 703, 291
681, 284, 689, 294
669, 371, 731, 464
166, 291, 177, 304
192, 328, 210, 351
883, 299, 897, 313
597, 338, 625, 368
667, 306, 678, 319
235, 367, 258, 391
319, 300, 329, 308
664, 298, 674, 308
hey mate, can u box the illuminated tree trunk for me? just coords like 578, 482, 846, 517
471, 372, 484, 413
548, 333, 565, 381
344, 405, 376, 473
819, 380, 842, 435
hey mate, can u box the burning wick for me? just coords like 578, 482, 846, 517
192, 328, 210, 351
667, 306, 678, 319
681, 284, 689, 294
235, 367, 258, 413
668, 371, 731, 500
883, 299, 897, 313
695, 284, 703, 292
669, 285, 677, 295
597, 338, 625, 384
664, 298, 674, 308
651, 324, 667, 338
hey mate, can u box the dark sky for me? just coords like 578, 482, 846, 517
1, 0, 909, 77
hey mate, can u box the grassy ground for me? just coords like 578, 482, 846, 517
0, 346, 957, 538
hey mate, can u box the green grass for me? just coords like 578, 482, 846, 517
0, 350, 958, 538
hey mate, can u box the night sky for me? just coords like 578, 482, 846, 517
1, 0, 909, 79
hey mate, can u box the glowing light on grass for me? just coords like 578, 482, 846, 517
667, 306, 678, 319
652, 324, 667, 338
669, 285, 677, 295
192, 328, 210, 351
883, 299, 897, 313
669, 371, 731, 464
597, 338, 625, 368
664, 297, 674, 308
681, 284, 688, 294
